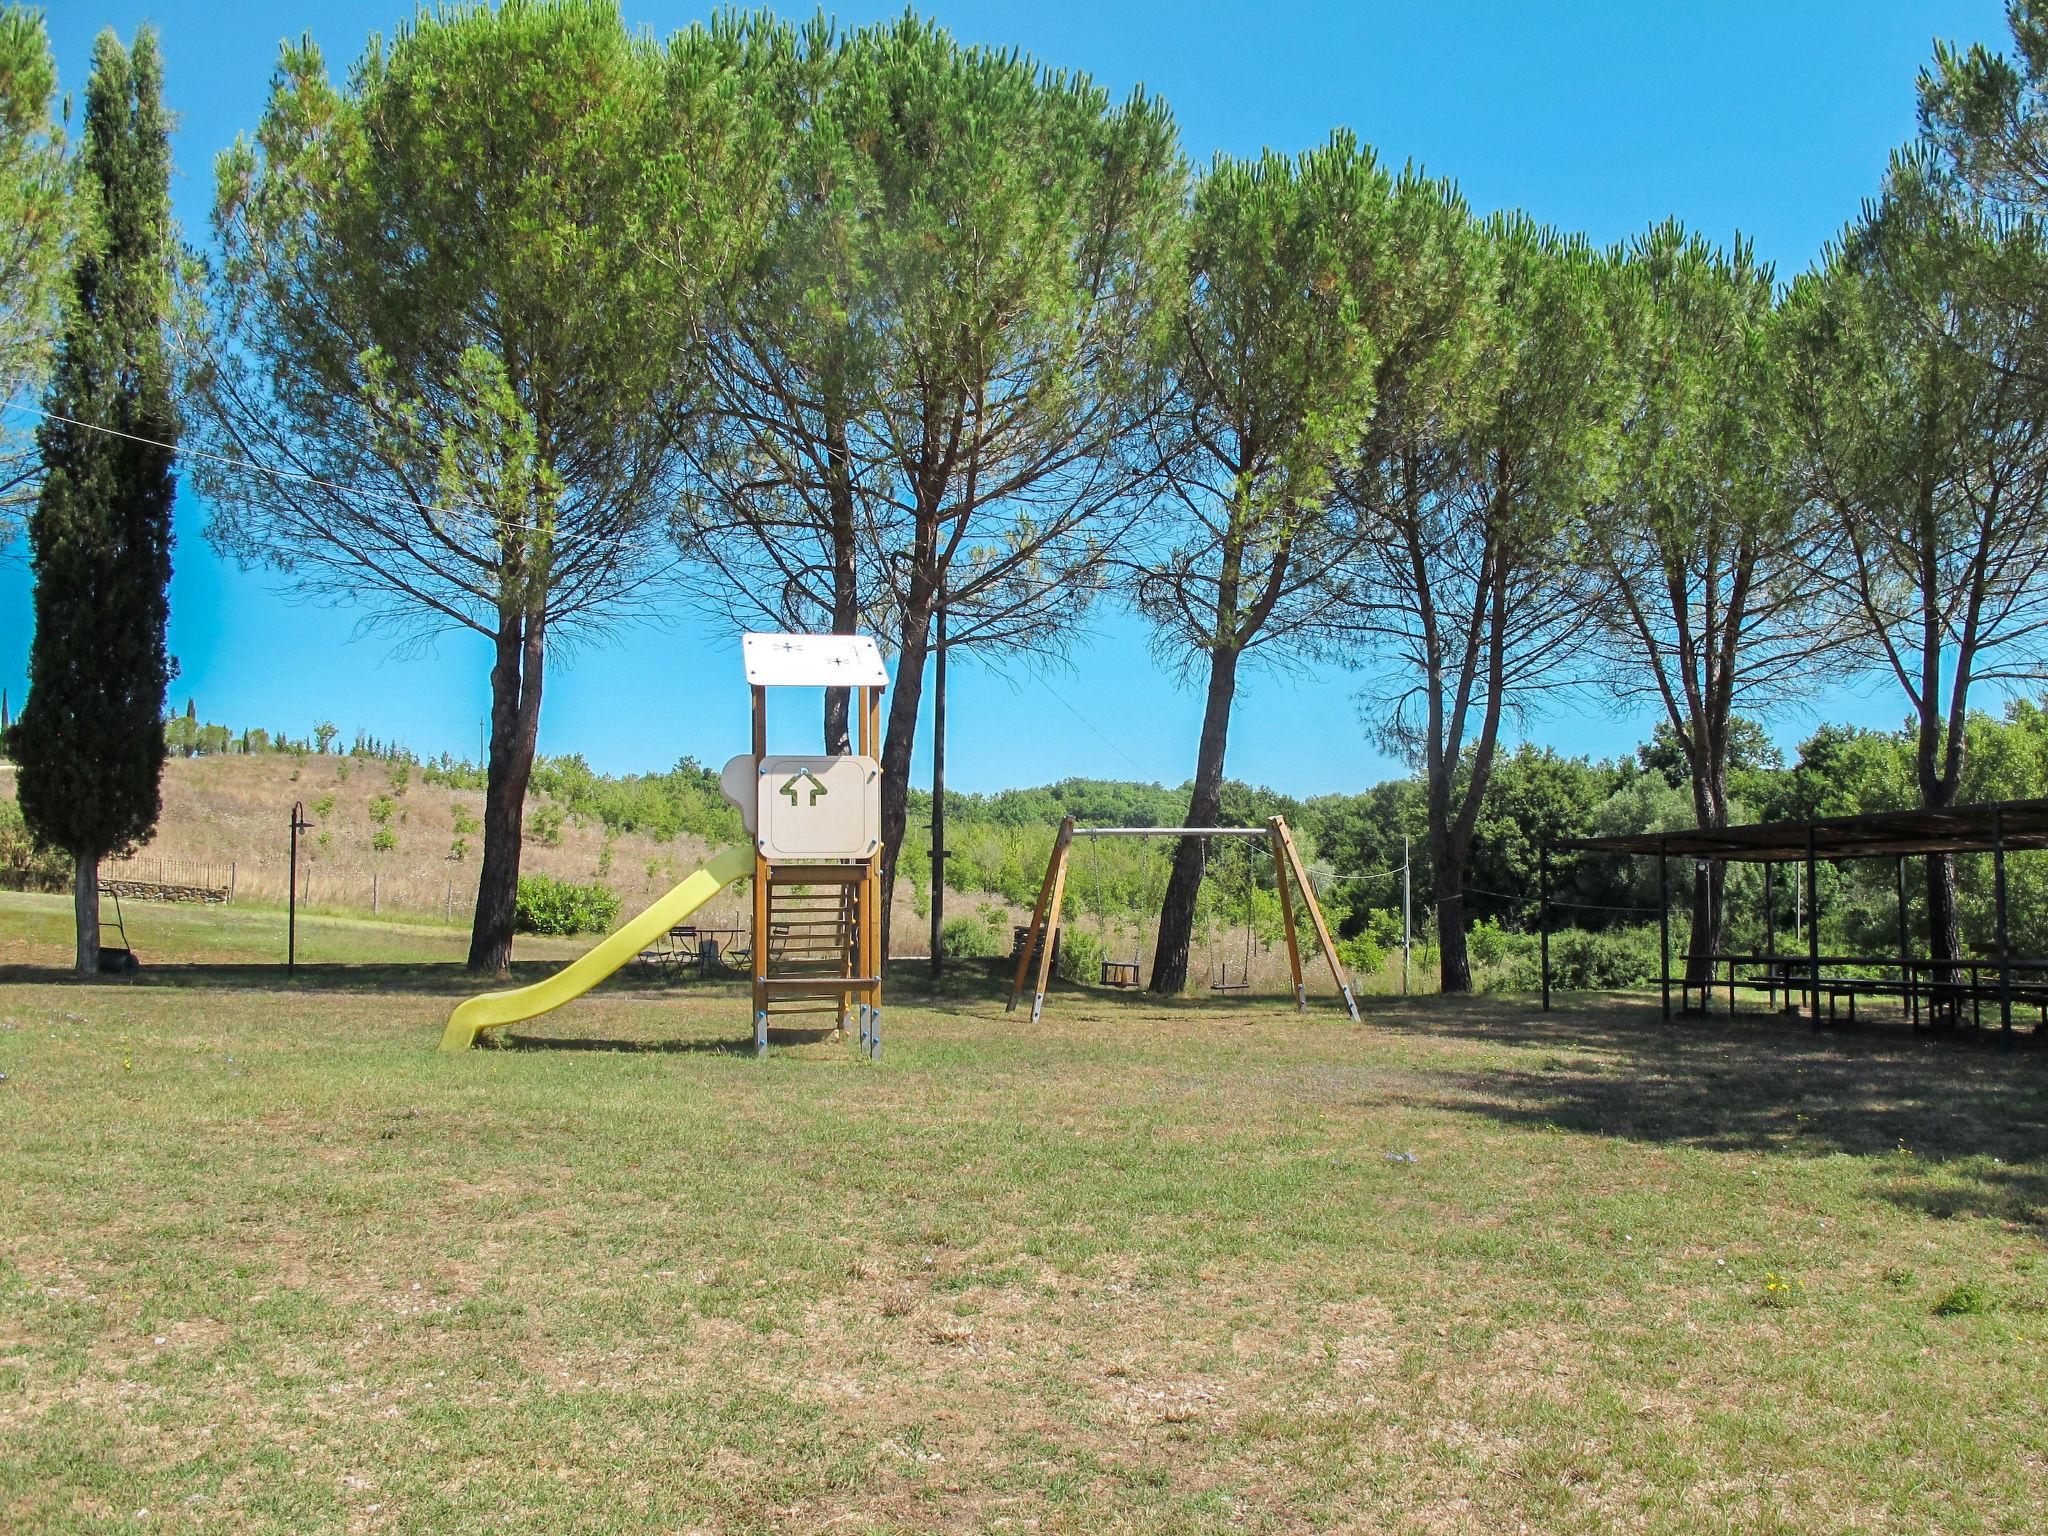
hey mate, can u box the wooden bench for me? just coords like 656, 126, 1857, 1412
1811, 974, 2048, 1031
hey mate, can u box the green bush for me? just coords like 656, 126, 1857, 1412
526, 802, 566, 847
1365, 907, 1405, 950
1503, 924, 1663, 992
0, 799, 69, 892
1338, 931, 1384, 977
1056, 927, 1102, 984
1467, 917, 1514, 969
940, 914, 999, 959
514, 874, 620, 936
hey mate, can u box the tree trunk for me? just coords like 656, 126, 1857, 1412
1150, 647, 1241, 995
1914, 703, 1963, 976
467, 607, 546, 976
1682, 757, 1730, 991
1680, 865, 1729, 996
1431, 835, 1471, 994
821, 436, 859, 756
823, 689, 850, 757
876, 596, 934, 961
1924, 853, 1962, 977
74, 853, 100, 977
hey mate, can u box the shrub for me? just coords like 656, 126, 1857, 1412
0, 799, 69, 892
1365, 907, 1405, 950
1056, 926, 1102, 984
450, 802, 480, 837
1503, 924, 1663, 992
311, 794, 336, 819
388, 761, 410, 795
526, 802, 566, 847
1467, 917, 1515, 969
367, 793, 396, 825
514, 874, 620, 936
941, 914, 999, 959
1338, 931, 1384, 978
371, 827, 398, 853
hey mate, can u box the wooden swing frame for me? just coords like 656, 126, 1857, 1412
1005, 816, 1360, 1024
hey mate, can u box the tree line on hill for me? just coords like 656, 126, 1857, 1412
29, 691, 2038, 990
905, 698, 2048, 974
8, 3, 2048, 987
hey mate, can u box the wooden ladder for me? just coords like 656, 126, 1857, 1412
757, 864, 876, 1034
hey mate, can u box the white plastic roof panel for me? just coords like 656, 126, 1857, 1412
741, 632, 890, 688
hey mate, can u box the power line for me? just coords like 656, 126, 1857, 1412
1455, 883, 1665, 915
1, 397, 487, 522
1030, 671, 1150, 775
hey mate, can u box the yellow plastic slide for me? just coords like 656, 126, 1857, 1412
439, 843, 755, 1051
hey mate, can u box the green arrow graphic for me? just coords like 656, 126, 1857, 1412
778, 769, 828, 807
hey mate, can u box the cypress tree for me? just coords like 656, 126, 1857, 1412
14, 28, 177, 975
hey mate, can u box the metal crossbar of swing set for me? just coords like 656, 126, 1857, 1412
1067, 826, 1274, 838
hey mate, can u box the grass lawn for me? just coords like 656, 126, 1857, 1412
1, 891, 2044, 1533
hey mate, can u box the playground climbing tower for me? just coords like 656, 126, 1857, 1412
718, 633, 889, 1058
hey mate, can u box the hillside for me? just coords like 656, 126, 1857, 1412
1, 751, 1007, 952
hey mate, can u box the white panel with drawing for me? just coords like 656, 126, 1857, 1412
751, 754, 881, 860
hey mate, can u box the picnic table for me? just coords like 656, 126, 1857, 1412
1682, 951, 2048, 1032
635, 923, 752, 978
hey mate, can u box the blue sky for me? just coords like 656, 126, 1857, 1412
2, 1, 2010, 795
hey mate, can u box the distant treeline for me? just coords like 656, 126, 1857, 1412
17, 695, 2048, 968
900, 700, 2048, 970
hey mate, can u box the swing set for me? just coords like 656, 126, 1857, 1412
1007, 815, 1360, 1024
1083, 835, 1255, 991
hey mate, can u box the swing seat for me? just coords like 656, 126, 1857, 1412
1210, 979, 1250, 993
1101, 960, 1140, 988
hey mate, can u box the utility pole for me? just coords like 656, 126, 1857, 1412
1402, 835, 1411, 995
288, 801, 312, 973
929, 589, 948, 980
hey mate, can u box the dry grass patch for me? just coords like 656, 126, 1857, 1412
0, 910, 2043, 1533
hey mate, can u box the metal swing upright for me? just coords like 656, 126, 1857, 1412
1006, 816, 1361, 1023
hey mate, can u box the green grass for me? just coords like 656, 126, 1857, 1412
1, 893, 2044, 1533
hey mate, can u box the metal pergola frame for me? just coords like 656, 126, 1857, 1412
1539, 796, 2048, 1044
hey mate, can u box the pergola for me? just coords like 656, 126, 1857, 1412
1540, 797, 2048, 1043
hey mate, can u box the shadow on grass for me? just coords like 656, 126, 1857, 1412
486, 1032, 764, 1055
889, 955, 1375, 1016
0, 960, 758, 999
1410, 990, 2048, 1236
